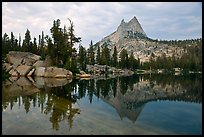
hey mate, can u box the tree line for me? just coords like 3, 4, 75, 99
2, 18, 82, 73
141, 39, 202, 71
2, 18, 202, 74
2, 18, 140, 73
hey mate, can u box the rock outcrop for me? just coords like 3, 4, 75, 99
76, 70, 91, 79
44, 67, 73, 78
6, 51, 41, 66
86, 64, 134, 76
94, 16, 186, 63
16, 65, 33, 76
3, 51, 73, 78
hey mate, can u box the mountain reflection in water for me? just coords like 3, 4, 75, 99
2, 74, 202, 133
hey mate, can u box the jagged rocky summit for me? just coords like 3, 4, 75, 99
102, 16, 147, 44
94, 16, 186, 63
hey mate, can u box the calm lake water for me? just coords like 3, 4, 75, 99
2, 74, 202, 135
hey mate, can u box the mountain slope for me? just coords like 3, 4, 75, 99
93, 16, 187, 63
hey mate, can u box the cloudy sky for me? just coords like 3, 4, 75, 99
2, 2, 202, 48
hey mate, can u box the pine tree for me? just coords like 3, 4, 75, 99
112, 46, 118, 67
61, 25, 69, 64
88, 40, 95, 65
65, 18, 81, 71
10, 32, 15, 51
128, 52, 139, 70
50, 19, 62, 66
67, 18, 81, 58
119, 49, 128, 69
45, 35, 53, 61
41, 31, 45, 47
65, 47, 79, 74
33, 37, 38, 54
2, 33, 10, 58
101, 45, 110, 65
24, 29, 31, 52
96, 46, 101, 64
14, 38, 18, 51
78, 45, 87, 71
38, 35, 41, 47
18, 33, 21, 50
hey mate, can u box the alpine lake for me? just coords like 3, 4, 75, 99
2, 73, 202, 135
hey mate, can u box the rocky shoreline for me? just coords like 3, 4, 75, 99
3, 51, 135, 80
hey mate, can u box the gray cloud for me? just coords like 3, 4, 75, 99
2, 2, 202, 49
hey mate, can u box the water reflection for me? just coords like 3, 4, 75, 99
2, 74, 202, 131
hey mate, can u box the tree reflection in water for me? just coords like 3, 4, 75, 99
2, 74, 202, 130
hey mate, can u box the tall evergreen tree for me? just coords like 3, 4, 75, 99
2, 33, 10, 58
112, 46, 118, 67
101, 45, 110, 65
61, 25, 69, 64
96, 46, 101, 64
119, 49, 128, 69
67, 18, 81, 58
87, 40, 95, 65
14, 38, 19, 51
128, 52, 139, 70
64, 18, 81, 71
10, 32, 15, 51
65, 47, 79, 74
41, 31, 45, 47
18, 33, 21, 50
45, 35, 53, 60
50, 19, 68, 66
33, 37, 38, 54
78, 45, 87, 71
38, 35, 41, 47
21, 29, 32, 52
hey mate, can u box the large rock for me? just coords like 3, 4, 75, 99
7, 57, 22, 69
3, 63, 13, 72
4, 51, 73, 78
44, 55, 53, 67
22, 58, 37, 66
78, 70, 91, 78
44, 67, 73, 78
16, 65, 33, 76
34, 67, 46, 77
33, 60, 46, 68
6, 51, 41, 66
